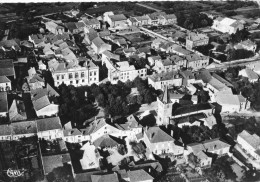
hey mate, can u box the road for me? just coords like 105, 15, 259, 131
136, 3, 162, 12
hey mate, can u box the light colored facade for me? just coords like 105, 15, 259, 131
0, 76, 11, 91
36, 117, 63, 140
211, 17, 244, 34
143, 126, 184, 156
51, 62, 99, 87
108, 61, 147, 84
153, 59, 178, 74
186, 32, 209, 50
106, 14, 128, 28
63, 129, 83, 143
238, 68, 259, 83
148, 72, 182, 90
91, 37, 112, 54
45, 21, 65, 35
185, 54, 209, 70
237, 130, 260, 161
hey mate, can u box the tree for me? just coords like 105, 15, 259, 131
97, 93, 106, 107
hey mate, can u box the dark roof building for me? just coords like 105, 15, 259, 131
36, 117, 62, 132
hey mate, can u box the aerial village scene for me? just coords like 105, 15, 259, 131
1, 1, 260, 182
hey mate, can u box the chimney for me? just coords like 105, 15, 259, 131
150, 132, 153, 139
85, 91, 88, 97
171, 130, 174, 137
148, 168, 151, 173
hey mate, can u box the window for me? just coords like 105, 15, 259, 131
81, 72, 85, 78
75, 72, 79, 78
70, 81, 73, 84
56, 75, 60, 80
90, 78, 92, 81
61, 75, 64, 79
90, 72, 92, 76
69, 73, 73, 79
57, 82, 59, 85
94, 78, 96, 81
94, 71, 96, 76
82, 79, 85, 82
76, 80, 79, 84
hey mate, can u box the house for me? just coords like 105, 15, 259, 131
126, 169, 154, 182
180, 70, 195, 86
0, 92, 8, 123
91, 173, 120, 182
184, 53, 209, 70
93, 134, 124, 149
101, 50, 120, 66
0, 76, 11, 91
169, 55, 186, 70
143, 126, 184, 155
151, 38, 167, 50
147, 12, 166, 26
32, 95, 59, 118
148, 55, 161, 67
45, 21, 65, 34
42, 153, 71, 175
115, 114, 142, 139
81, 18, 100, 29
9, 98, 27, 122
65, 22, 79, 34
106, 14, 127, 28
0, 124, 12, 141
215, 94, 240, 113
238, 94, 251, 111
211, 17, 244, 34
108, 61, 147, 84
238, 68, 259, 83
85, 118, 121, 142
0, 59, 16, 79
63, 128, 82, 143
128, 15, 150, 26
36, 117, 63, 140
148, 71, 182, 90
11, 120, 37, 140
161, 14, 177, 25
186, 32, 209, 50
27, 67, 45, 90
235, 39, 257, 52
185, 138, 231, 167
153, 59, 178, 73
91, 37, 112, 54
49, 59, 99, 87
80, 142, 101, 170
75, 22, 85, 32
0, 39, 21, 52
237, 130, 260, 161
247, 61, 260, 75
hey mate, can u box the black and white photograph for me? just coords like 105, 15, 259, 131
0, 0, 260, 181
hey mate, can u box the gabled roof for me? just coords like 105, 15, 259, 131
11, 120, 37, 135
0, 39, 20, 50
0, 124, 12, 136
0, 75, 10, 83
172, 103, 214, 116
0, 59, 15, 77
145, 126, 174, 143
65, 22, 77, 32
93, 134, 123, 148
36, 117, 62, 132
42, 153, 71, 174
215, 94, 240, 106
92, 37, 105, 48
128, 169, 154, 182
91, 173, 119, 182
32, 95, 50, 111
109, 14, 127, 22
45, 21, 59, 29
116, 114, 141, 130
241, 68, 259, 80
82, 18, 100, 26
238, 130, 260, 150
63, 128, 82, 136
0, 92, 8, 113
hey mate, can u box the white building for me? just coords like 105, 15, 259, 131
108, 61, 147, 84
238, 68, 259, 83
49, 60, 99, 87
237, 130, 260, 161
211, 17, 244, 34
0, 76, 11, 91
36, 117, 63, 140
63, 128, 83, 143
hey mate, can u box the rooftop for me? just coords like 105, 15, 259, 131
187, 32, 209, 41
36, 117, 62, 132
0, 92, 8, 113
11, 120, 37, 135
128, 169, 154, 182
215, 94, 240, 106
0, 59, 15, 77
109, 14, 127, 21
0, 75, 10, 83
42, 153, 71, 174
149, 71, 180, 82
145, 126, 174, 143
172, 103, 214, 116
238, 130, 260, 150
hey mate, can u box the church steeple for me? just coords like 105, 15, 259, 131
162, 85, 170, 103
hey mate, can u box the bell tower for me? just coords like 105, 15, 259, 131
157, 85, 173, 125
